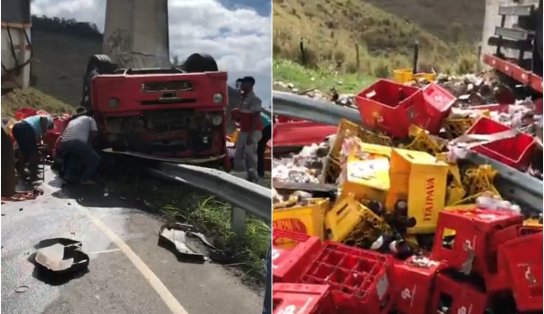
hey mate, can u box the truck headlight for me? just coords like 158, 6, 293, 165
211, 114, 223, 126
108, 97, 120, 108
213, 93, 223, 104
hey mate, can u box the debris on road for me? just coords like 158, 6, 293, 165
33, 238, 89, 276
158, 223, 207, 263
15, 285, 29, 293
1, 187, 44, 202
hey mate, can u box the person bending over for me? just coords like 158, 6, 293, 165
59, 107, 100, 185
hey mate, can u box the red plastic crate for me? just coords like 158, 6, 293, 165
14, 107, 38, 120
498, 231, 543, 312
43, 116, 70, 157
273, 121, 337, 148
300, 242, 393, 313
273, 283, 336, 314
273, 229, 323, 283
486, 225, 543, 293
392, 256, 446, 313
428, 273, 490, 314
420, 83, 455, 134
465, 117, 536, 171
431, 208, 523, 278
355, 79, 423, 138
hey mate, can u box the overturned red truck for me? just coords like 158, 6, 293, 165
52, 53, 231, 170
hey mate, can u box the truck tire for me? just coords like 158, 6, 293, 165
86, 54, 117, 75
81, 54, 118, 110
182, 53, 218, 73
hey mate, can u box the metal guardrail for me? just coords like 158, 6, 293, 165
463, 151, 543, 212
273, 91, 543, 212
273, 91, 362, 125
148, 162, 271, 236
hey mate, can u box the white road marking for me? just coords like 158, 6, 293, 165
89, 248, 122, 255
78, 207, 188, 314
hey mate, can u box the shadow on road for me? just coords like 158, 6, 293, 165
26, 253, 90, 286
48, 175, 159, 214
47, 156, 163, 213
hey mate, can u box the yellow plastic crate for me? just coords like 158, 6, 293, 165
329, 119, 360, 162
322, 156, 342, 184
358, 128, 394, 146
386, 148, 449, 234
393, 69, 414, 84
273, 198, 330, 240
344, 201, 392, 248
414, 72, 436, 82
340, 152, 390, 203
354, 142, 392, 157
524, 218, 542, 227
324, 194, 363, 242
393, 68, 435, 84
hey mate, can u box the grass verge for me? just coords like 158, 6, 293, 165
105, 170, 270, 285
274, 58, 376, 94
1, 87, 74, 117
273, 0, 479, 77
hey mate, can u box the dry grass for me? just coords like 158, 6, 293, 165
362, 0, 485, 43
1, 87, 74, 117
273, 0, 479, 77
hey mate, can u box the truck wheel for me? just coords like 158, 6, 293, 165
86, 54, 117, 75
182, 53, 218, 73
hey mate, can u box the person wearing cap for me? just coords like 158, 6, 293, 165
232, 76, 263, 182
59, 107, 100, 185
12, 114, 54, 181
257, 109, 271, 178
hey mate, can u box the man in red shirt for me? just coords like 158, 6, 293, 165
232, 76, 262, 182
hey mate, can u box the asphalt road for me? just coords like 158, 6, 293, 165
2, 169, 263, 314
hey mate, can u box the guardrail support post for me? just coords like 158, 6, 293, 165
231, 206, 246, 237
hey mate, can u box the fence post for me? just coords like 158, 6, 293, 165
477, 44, 482, 72
300, 37, 306, 65
231, 206, 246, 238
355, 43, 360, 69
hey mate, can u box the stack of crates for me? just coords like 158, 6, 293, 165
429, 207, 543, 313
355, 80, 455, 138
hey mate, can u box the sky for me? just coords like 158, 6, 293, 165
30, 0, 272, 108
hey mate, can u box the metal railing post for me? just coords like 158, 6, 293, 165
231, 206, 247, 237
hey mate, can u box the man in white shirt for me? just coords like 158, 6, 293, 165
59, 107, 100, 185
231, 76, 262, 183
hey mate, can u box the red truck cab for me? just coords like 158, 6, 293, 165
87, 65, 230, 169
